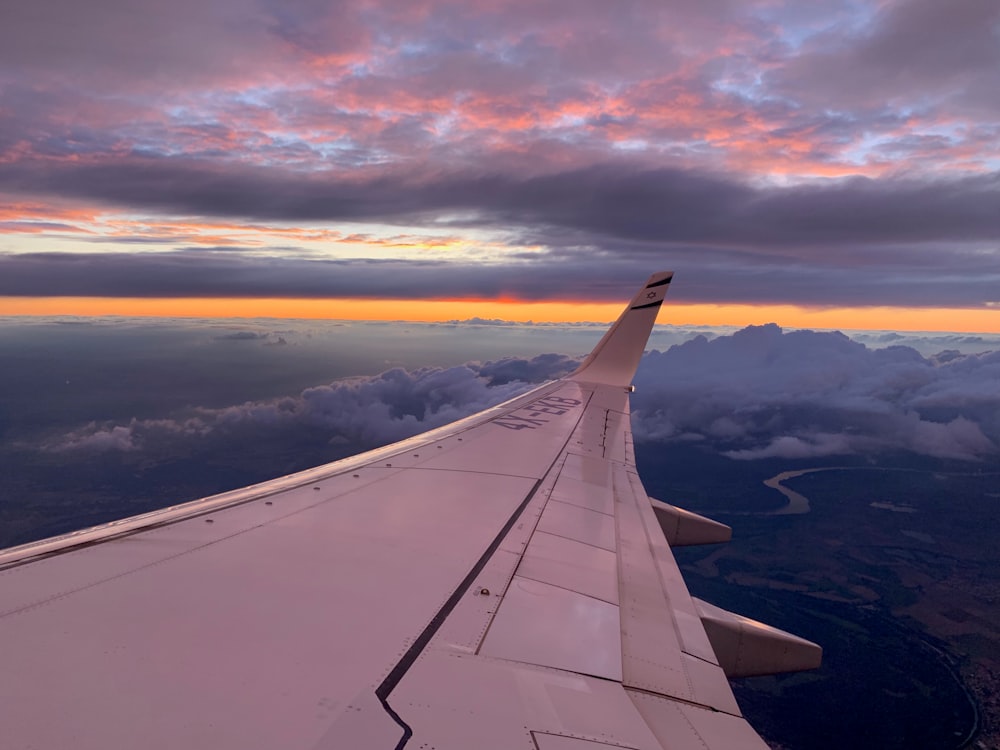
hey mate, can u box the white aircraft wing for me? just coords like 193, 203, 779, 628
0, 272, 820, 750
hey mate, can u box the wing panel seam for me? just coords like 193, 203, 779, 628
374, 388, 596, 748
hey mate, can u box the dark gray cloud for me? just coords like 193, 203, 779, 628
2, 155, 998, 314
2, 246, 999, 309
3, 158, 998, 247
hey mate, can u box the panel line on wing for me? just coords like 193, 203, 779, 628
515, 531, 619, 605
466, 395, 621, 654
374, 390, 596, 746
546, 496, 613, 518
512, 568, 619, 607
527, 525, 615, 552
470, 391, 634, 683
374, 477, 545, 748
478, 576, 624, 681
383, 466, 549, 480
614, 458, 742, 717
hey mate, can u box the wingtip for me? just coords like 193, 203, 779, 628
644, 271, 674, 288
569, 271, 674, 386
628, 271, 674, 311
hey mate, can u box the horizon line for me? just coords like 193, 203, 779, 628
0, 296, 998, 335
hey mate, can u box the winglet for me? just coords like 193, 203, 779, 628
569, 271, 673, 386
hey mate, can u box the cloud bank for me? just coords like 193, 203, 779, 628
49, 354, 580, 453
48, 328, 1000, 462
3, 239, 1000, 310
630, 325, 1000, 461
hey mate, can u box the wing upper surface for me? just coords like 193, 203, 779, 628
0, 272, 794, 750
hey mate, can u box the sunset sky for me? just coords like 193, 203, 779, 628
1, 0, 998, 329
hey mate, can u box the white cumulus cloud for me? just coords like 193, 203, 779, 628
631, 325, 1000, 461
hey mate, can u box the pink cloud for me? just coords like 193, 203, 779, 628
2, 0, 995, 179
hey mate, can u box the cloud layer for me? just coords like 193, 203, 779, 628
48, 327, 1000, 462
49, 353, 580, 453
3, 235, 1000, 310
630, 325, 1000, 461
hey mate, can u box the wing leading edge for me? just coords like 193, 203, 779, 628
0, 272, 819, 750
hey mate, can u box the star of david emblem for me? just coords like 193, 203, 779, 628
646, 291, 657, 299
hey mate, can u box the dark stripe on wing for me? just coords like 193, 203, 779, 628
630, 300, 664, 310
645, 276, 672, 289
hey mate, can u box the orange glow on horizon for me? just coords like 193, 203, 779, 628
0, 296, 998, 333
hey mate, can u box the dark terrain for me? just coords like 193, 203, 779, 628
637, 443, 999, 750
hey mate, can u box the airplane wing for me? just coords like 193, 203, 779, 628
0, 272, 820, 750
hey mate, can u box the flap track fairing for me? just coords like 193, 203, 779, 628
648, 498, 732, 546
694, 598, 823, 677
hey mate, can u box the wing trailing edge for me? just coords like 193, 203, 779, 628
569, 271, 672, 387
